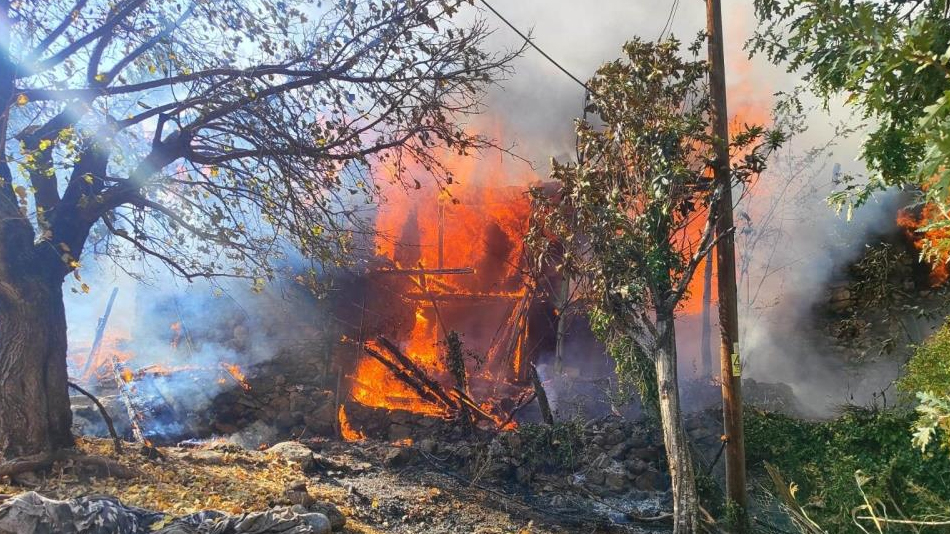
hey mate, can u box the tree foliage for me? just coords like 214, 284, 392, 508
0, 0, 520, 290
527, 36, 779, 389
750, 0, 950, 258
898, 320, 950, 453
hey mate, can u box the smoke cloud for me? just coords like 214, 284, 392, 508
64, 1, 907, 422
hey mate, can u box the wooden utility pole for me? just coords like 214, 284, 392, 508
706, 0, 748, 518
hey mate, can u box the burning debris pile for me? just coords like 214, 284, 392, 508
68, 283, 341, 447
335, 175, 558, 439
68, 175, 562, 449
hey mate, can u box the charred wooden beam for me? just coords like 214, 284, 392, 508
450, 387, 497, 424
362, 343, 447, 408
112, 357, 148, 445
500, 390, 537, 429
375, 336, 459, 409
529, 363, 554, 425
80, 286, 119, 377
401, 292, 525, 302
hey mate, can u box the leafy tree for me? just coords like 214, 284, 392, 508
899, 320, 950, 453
527, 37, 779, 533
0, 0, 519, 459
750, 0, 950, 260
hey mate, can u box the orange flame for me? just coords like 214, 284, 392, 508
338, 405, 365, 441
348, 141, 536, 418
170, 321, 182, 350
221, 363, 252, 392
898, 203, 950, 286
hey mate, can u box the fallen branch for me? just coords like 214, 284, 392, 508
0, 451, 138, 480
68, 381, 123, 453
0, 451, 64, 478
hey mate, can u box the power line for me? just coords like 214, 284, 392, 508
478, 0, 595, 96
658, 0, 681, 41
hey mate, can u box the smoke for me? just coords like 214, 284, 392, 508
464, 1, 905, 415
64, 255, 332, 437
63, 1, 908, 425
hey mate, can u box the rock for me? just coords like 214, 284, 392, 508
605, 470, 627, 492
628, 446, 661, 463
626, 433, 649, 449
275, 411, 299, 431
586, 468, 606, 486
309, 501, 346, 531
624, 458, 650, 476
829, 287, 853, 313
634, 469, 669, 492
416, 438, 437, 454
603, 429, 625, 447
608, 442, 630, 460
304, 403, 337, 435
383, 446, 415, 468
299, 512, 332, 534
388, 423, 413, 442
267, 441, 314, 471
285, 486, 315, 507
515, 466, 533, 485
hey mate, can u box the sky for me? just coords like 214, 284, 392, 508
464, 0, 863, 176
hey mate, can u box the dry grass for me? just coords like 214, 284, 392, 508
0, 438, 385, 534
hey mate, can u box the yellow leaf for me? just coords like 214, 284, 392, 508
94, 74, 105, 82
81, 283, 90, 294
84, 174, 94, 184
15, 94, 28, 106
148, 64, 157, 74
209, 166, 219, 177
38, 139, 51, 151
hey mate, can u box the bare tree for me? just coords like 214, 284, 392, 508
0, 0, 520, 459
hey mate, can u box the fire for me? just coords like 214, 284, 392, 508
346, 142, 537, 419
69, 332, 134, 383
898, 203, 950, 286
338, 405, 365, 441
221, 363, 252, 392
170, 321, 182, 349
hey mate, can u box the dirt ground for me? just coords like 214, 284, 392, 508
0, 437, 668, 534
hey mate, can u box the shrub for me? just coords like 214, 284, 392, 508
746, 407, 950, 533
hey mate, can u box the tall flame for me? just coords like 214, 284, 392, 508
348, 142, 536, 418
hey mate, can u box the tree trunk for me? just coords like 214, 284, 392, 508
0, 268, 73, 459
553, 274, 570, 374
655, 314, 698, 533
700, 250, 714, 379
